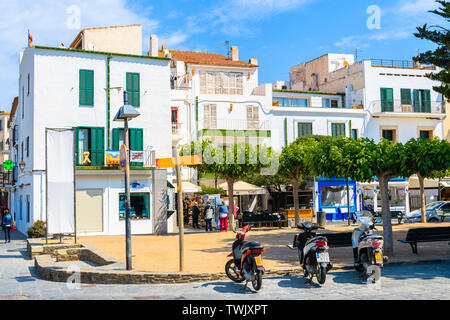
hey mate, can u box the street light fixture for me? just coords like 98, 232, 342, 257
113, 91, 140, 271
172, 125, 185, 272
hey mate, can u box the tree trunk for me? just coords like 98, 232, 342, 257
292, 179, 300, 226
379, 175, 394, 257
226, 178, 235, 231
418, 173, 427, 223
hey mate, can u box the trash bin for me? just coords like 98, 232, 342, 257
317, 211, 326, 227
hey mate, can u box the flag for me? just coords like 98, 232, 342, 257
28, 31, 33, 47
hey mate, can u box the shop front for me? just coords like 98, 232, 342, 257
315, 178, 357, 221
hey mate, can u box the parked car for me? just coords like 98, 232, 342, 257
405, 201, 450, 223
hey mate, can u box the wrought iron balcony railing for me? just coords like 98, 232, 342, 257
369, 100, 445, 114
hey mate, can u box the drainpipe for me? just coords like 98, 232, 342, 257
107, 55, 112, 149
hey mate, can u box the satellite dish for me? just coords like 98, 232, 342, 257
88, 41, 95, 50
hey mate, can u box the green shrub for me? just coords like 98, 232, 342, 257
27, 220, 46, 238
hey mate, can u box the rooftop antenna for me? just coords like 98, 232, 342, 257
355, 48, 362, 63
216, 41, 230, 58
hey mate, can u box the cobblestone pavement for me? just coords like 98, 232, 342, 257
0, 232, 449, 300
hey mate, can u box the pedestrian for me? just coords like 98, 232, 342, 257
191, 201, 200, 229
204, 201, 213, 232
218, 201, 229, 231
2, 209, 14, 243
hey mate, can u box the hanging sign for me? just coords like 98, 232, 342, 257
105, 151, 120, 165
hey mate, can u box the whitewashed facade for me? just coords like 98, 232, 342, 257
10, 45, 174, 236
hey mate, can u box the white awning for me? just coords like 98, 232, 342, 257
219, 181, 267, 195
172, 181, 201, 193
408, 176, 439, 189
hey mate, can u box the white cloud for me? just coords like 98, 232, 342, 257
0, 0, 159, 110
397, 0, 439, 16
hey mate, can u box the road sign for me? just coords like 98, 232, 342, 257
3, 160, 14, 171
156, 155, 202, 169
120, 144, 127, 171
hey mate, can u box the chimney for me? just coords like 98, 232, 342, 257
231, 46, 239, 61
149, 35, 158, 57
249, 58, 258, 66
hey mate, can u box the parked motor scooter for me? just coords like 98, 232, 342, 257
293, 222, 332, 284
352, 211, 386, 281
225, 225, 266, 291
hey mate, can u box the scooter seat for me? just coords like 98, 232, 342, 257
241, 241, 263, 253
305, 236, 327, 246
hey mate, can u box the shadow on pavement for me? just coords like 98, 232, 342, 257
274, 275, 322, 289
201, 281, 259, 295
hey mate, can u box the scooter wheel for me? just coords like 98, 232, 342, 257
252, 270, 263, 291
317, 263, 327, 285
225, 259, 245, 283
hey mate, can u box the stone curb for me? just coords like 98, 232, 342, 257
33, 255, 450, 285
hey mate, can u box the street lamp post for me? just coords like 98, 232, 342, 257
113, 91, 140, 271
172, 129, 184, 272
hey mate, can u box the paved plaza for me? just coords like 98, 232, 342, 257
0, 230, 449, 300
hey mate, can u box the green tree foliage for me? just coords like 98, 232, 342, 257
404, 138, 450, 222
414, 0, 450, 98
181, 140, 275, 230
279, 137, 318, 225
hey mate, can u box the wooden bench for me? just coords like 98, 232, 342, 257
373, 211, 405, 224
398, 227, 450, 254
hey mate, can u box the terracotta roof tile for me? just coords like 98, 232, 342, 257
169, 50, 258, 68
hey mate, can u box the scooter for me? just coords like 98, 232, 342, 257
225, 225, 266, 291
352, 212, 385, 282
293, 222, 332, 284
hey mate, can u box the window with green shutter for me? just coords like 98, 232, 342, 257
113, 128, 143, 166
382, 129, 394, 141
75, 127, 104, 166
126, 73, 140, 107
413, 89, 431, 113
331, 123, 346, 137
297, 122, 312, 137
380, 88, 393, 112
400, 89, 411, 105
79, 70, 94, 106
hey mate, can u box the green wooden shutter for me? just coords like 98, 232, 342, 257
112, 128, 120, 150
332, 123, 345, 137
73, 127, 79, 165
380, 88, 393, 112
130, 128, 143, 167
79, 70, 94, 106
400, 89, 411, 105
413, 90, 421, 112
382, 130, 393, 141
297, 123, 312, 137
90, 127, 105, 166
423, 90, 431, 113
126, 73, 140, 107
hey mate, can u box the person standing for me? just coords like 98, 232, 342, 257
218, 201, 229, 231
191, 201, 200, 229
204, 201, 213, 232
2, 209, 13, 243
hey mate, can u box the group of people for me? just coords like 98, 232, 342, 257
0, 208, 14, 243
183, 197, 238, 232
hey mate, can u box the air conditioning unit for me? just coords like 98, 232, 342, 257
401, 105, 412, 112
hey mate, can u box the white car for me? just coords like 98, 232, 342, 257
405, 201, 450, 223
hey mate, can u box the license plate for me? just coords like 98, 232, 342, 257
255, 256, 263, 266
375, 251, 383, 264
316, 252, 329, 262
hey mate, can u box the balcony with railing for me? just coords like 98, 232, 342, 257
76, 148, 156, 168
369, 100, 445, 117
199, 118, 271, 132
369, 59, 436, 70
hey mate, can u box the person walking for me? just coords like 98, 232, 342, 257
218, 201, 229, 231
191, 201, 200, 229
204, 201, 213, 232
2, 209, 14, 243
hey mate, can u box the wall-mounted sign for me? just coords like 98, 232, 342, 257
3, 160, 14, 171
130, 151, 144, 163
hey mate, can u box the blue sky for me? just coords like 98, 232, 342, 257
0, 0, 442, 110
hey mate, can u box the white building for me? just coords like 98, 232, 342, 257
151, 38, 274, 184
291, 55, 446, 143
10, 28, 175, 236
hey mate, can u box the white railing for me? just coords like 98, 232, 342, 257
199, 118, 270, 131
369, 100, 445, 114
